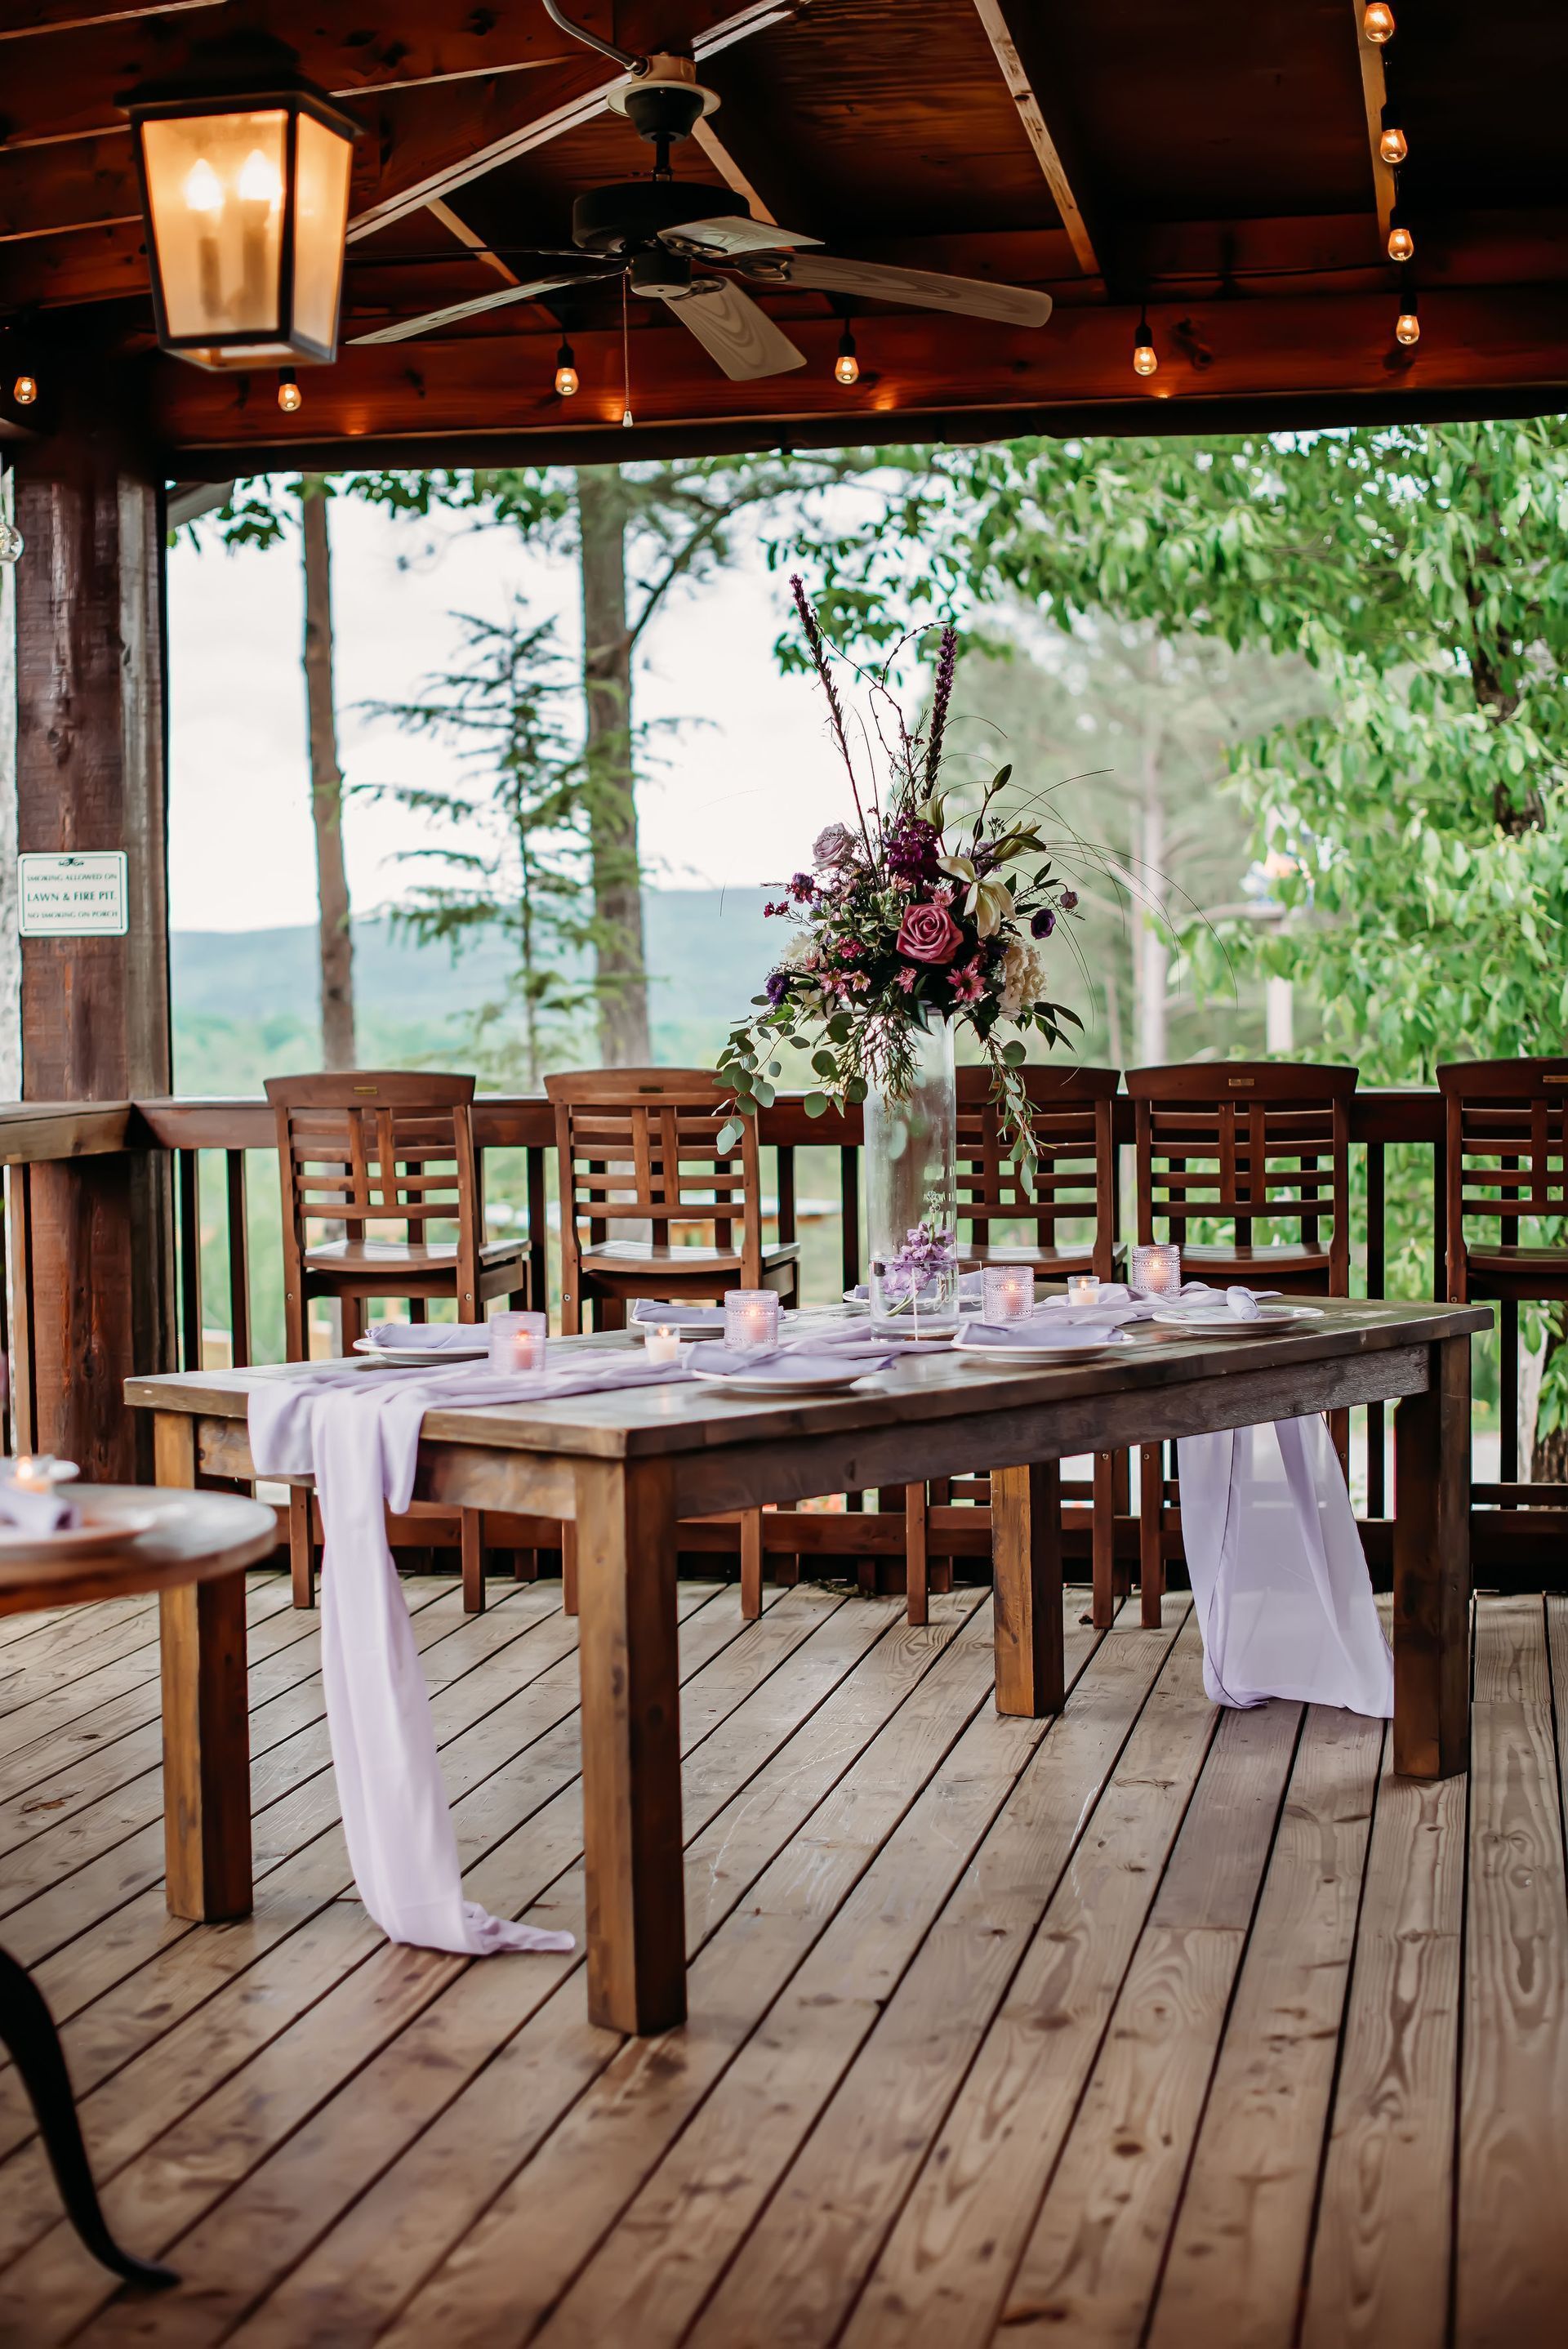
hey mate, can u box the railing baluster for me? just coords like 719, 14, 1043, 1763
1365, 1140, 1386, 1517
5, 1166, 37, 1455
527, 1146, 548, 1316
840, 1145, 860, 1295
226, 1150, 251, 1370
777, 1145, 796, 1246
177, 1149, 202, 1373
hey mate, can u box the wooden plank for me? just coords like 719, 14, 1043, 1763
1454, 1597, 1568, 2347
541, 1607, 1179, 2349
1350, 0, 1398, 245
993, 1700, 1302, 2345
684, 1611, 1210, 2349
971, 0, 1102, 277
1301, 1737, 1466, 2349
1145, 1704, 1386, 2349
1393, 1332, 1472, 1777
992, 1456, 1065, 1714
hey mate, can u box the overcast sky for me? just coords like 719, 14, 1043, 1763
167, 493, 858, 933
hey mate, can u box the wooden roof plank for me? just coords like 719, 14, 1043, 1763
0, 0, 216, 35
1352, 0, 1398, 245
971, 0, 1102, 281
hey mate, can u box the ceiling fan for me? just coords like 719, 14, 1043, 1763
350, 12, 1053, 381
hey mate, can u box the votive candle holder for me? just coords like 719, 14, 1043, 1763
644, 1324, 681, 1366
982, 1265, 1036, 1322
725, 1290, 780, 1351
488, 1310, 548, 1374
1130, 1243, 1183, 1298
1066, 1274, 1102, 1307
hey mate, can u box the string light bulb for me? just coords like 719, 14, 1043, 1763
553, 338, 579, 397
1387, 207, 1414, 262
277, 366, 301, 413
1363, 3, 1395, 42
1379, 104, 1407, 166
12, 371, 38, 406
834, 326, 859, 386
1395, 289, 1420, 345
1132, 313, 1157, 377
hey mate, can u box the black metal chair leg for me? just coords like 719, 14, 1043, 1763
0, 1944, 177, 2289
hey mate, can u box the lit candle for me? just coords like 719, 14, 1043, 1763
644, 1324, 681, 1366
488, 1311, 548, 1374
725, 1290, 780, 1351
982, 1266, 1036, 1322
1067, 1275, 1102, 1307
1131, 1243, 1183, 1297
11, 1455, 53, 1492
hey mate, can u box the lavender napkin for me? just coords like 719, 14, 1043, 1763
630, 1299, 728, 1327
0, 1474, 74, 1535
693, 1346, 898, 1382
367, 1322, 488, 1351
957, 1321, 1132, 1352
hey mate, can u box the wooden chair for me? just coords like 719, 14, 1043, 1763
1439, 1056, 1568, 1506
546, 1067, 800, 1616
265, 1071, 532, 1611
1126, 1059, 1360, 1623
906, 1065, 1123, 1630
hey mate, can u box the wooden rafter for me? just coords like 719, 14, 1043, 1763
347, 0, 797, 243
971, 0, 1102, 280
426, 198, 520, 288
0, 0, 216, 36
1352, 0, 1398, 245
691, 119, 778, 230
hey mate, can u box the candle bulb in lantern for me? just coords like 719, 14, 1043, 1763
982, 1266, 1036, 1322
11, 1455, 51, 1492
1067, 1275, 1102, 1307
1131, 1243, 1182, 1297
644, 1324, 681, 1366
724, 1290, 780, 1352
488, 1311, 548, 1375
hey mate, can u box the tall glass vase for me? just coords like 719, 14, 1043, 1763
865, 1019, 960, 1339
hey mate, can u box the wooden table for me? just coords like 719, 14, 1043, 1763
0, 1483, 278, 2286
127, 1297, 1486, 2036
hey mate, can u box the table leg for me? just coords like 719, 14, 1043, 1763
1091, 1452, 1116, 1629
991, 1459, 1065, 1717
904, 1484, 929, 1628
154, 1413, 253, 1921
1139, 1444, 1165, 1627
1393, 1333, 1472, 1780
573, 1455, 685, 2034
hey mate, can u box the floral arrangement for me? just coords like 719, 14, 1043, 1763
715, 579, 1082, 1159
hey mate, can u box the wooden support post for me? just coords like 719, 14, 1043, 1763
991, 1456, 1064, 1716
1139, 1443, 1165, 1626
560, 1519, 579, 1616
154, 1412, 252, 1919
12, 388, 175, 1478
1392, 1333, 1472, 1780
461, 1509, 485, 1613
739, 1508, 763, 1621
573, 1455, 685, 2035
903, 1483, 929, 1628
1091, 1451, 1116, 1629
287, 1487, 315, 1610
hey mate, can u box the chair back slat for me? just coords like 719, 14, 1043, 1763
955, 1064, 1119, 1273
1439, 1059, 1568, 1295
1125, 1061, 1356, 1285
545, 1068, 768, 1326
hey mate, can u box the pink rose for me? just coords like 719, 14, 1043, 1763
896, 901, 964, 966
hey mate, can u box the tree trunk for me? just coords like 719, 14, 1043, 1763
301, 483, 357, 1072
577, 465, 650, 1067
1134, 716, 1168, 1065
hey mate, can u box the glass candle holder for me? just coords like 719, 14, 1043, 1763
982, 1265, 1036, 1322
488, 1310, 548, 1374
1130, 1243, 1182, 1298
724, 1290, 780, 1351
1066, 1274, 1102, 1307
644, 1324, 681, 1366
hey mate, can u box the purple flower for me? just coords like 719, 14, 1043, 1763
788, 871, 817, 902
1031, 907, 1056, 938
884, 813, 942, 883
1059, 889, 1078, 912
764, 969, 791, 1007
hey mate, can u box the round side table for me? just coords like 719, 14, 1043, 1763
0, 1485, 277, 2289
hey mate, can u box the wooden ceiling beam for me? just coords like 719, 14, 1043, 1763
970, 0, 1104, 283
1352, 0, 1398, 247
690, 119, 779, 230
146, 285, 1568, 469
0, 0, 217, 37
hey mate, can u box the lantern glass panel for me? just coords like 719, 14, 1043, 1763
292, 108, 352, 352
140, 109, 288, 344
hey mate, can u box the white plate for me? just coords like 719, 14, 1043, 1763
1151, 1304, 1323, 1335
354, 1339, 489, 1366
688, 1366, 871, 1397
956, 1331, 1133, 1364
0, 1507, 158, 1564
631, 1317, 728, 1339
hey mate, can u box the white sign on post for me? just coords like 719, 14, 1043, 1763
18, 852, 129, 938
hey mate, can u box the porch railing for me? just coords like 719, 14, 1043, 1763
1, 1088, 1554, 1586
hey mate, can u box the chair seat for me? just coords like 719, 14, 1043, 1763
961, 1241, 1105, 1276
1176, 1243, 1333, 1281
580, 1240, 800, 1284
304, 1237, 525, 1274
1463, 1245, 1568, 1289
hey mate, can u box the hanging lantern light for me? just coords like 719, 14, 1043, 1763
834, 326, 859, 386
1395, 289, 1420, 345
1387, 205, 1414, 263
1132, 313, 1157, 377
1362, 3, 1396, 42
554, 338, 580, 397
1378, 103, 1407, 167
123, 44, 357, 371
277, 366, 302, 412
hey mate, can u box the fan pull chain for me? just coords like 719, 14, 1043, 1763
621, 276, 633, 429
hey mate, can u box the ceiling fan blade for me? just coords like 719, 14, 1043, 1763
659, 212, 822, 260
742, 252, 1053, 328
665, 279, 808, 381
349, 269, 619, 346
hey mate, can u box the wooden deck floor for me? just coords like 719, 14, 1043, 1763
0, 1571, 1565, 2347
